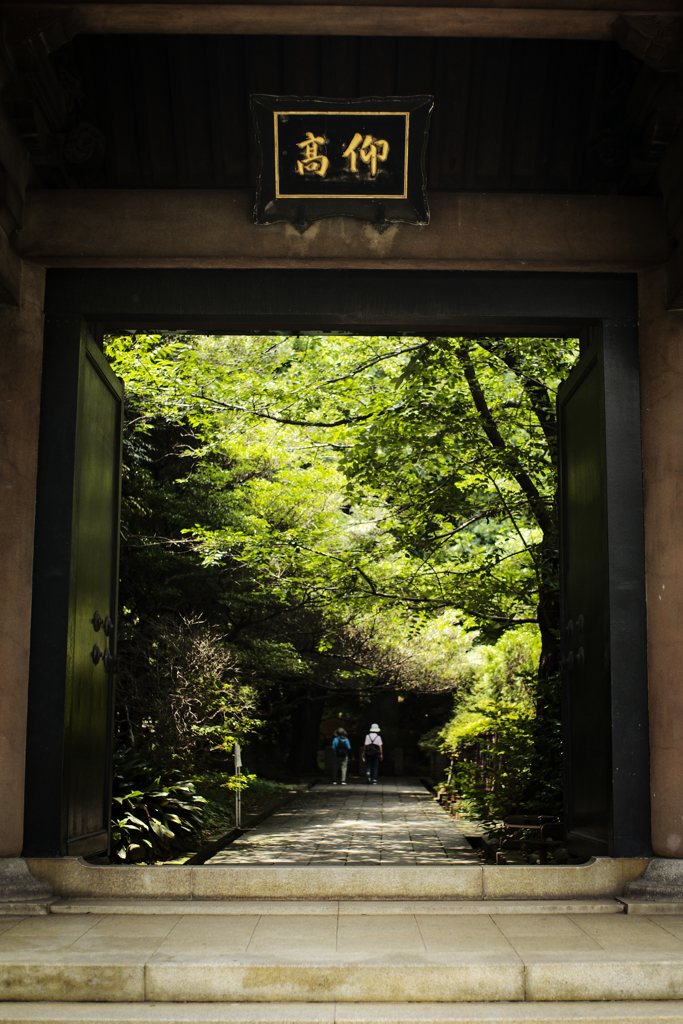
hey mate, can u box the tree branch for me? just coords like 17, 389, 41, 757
289, 340, 428, 392
466, 611, 538, 624
455, 346, 554, 536
474, 338, 559, 461
191, 393, 377, 428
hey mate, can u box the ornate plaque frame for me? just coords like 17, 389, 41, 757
251, 94, 433, 229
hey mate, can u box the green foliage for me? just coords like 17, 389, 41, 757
193, 774, 298, 838
442, 699, 535, 822
107, 331, 577, 801
116, 610, 260, 773
110, 749, 207, 863
424, 627, 562, 820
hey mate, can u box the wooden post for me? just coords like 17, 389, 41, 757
639, 264, 683, 857
0, 263, 45, 857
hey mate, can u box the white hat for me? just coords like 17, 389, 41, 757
370, 723, 380, 732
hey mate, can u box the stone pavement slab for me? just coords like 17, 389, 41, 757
2, 1005, 683, 1023
1, 910, 683, 1002
206, 778, 478, 866
49, 898, 624, 915
619, 898, 683, 914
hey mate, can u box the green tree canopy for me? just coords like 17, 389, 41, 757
108, 331, 577, 800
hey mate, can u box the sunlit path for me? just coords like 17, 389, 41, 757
207, 777, 478, 865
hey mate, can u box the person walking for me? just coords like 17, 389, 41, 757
331, 727, 351, 785
363, 723, 383, 784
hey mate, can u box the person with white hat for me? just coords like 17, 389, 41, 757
362, 723, 383, 784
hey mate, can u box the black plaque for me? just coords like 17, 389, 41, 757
251, 95, 433, 227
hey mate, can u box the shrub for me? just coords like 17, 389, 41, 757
422, 626, 553, 823
110, 748, 207, 862
442, 699, 535, 822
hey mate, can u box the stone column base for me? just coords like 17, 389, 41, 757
0, 857, 53, 914
624, 858, 683, 900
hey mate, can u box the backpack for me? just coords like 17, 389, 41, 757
365, 733, 381, 759
333, 737, 349, 758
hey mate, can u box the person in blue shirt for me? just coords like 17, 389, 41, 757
331, 727, 351, 785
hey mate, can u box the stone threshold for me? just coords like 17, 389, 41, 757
0, 900, 55, 916
47, 898, 625, 915
0, 1004, 682, 1024
618, 897, 683, 915
25, 856, 649, 901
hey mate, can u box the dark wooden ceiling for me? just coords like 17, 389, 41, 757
20, 33, 680, 195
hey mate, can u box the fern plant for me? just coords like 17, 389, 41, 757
110, 748, 207, 862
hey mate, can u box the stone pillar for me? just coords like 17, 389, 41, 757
0, 262, 45, 857
639, 264, 683, 857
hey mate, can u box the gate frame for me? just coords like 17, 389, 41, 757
25, 266, 650, 859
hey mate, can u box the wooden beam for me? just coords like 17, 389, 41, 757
660, 123, 683, 239
72, 5, 666, 38
1, 6, 83, 55
15, 189, 668, 272
666, 243, 683, 311
0, 222, 23, 304
658, 121, 683, 310
1, 3, 675, 40
0, 54, 33, 302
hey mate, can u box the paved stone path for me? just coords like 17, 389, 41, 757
207, 777, 479, 865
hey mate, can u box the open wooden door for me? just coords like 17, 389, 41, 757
558, 320, 650, 859
23, 319, 123, 858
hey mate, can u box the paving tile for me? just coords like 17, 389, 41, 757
493, 914, 603, 954
0, 914, 102, 951
570, 914, 683, 953
76, 915, 180, 938
205, 779, 477, 867
0, 918, 26, 935
646, 915, 683, 939
337, 913, 425, 954
246, 914, 337, 955
0, 905, 51, 918
152, 915, 259, 955
416, 915, 518, 955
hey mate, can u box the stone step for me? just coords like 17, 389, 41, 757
26, 857, 649, 902
618, 898, 683, 915
0, 900, 54, 916
1, 909, 683, 1003
0, 1004, 682, 1024
49, 898, 625, 915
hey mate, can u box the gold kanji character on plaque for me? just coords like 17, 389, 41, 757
296, 132, 329, 177
342, 133, 390, 177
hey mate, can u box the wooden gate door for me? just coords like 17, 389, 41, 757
558, 321, 650, 859
23, 318, 123, 858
